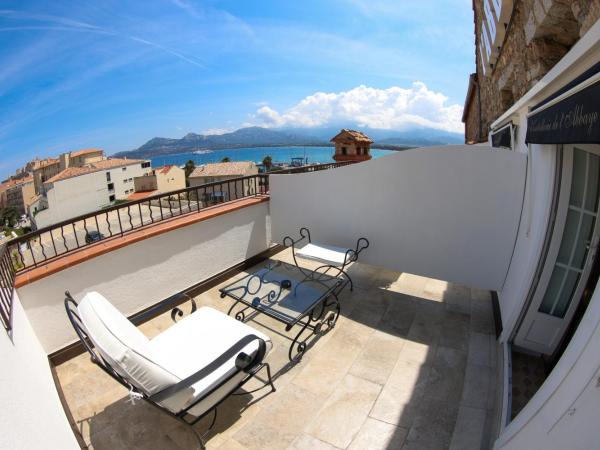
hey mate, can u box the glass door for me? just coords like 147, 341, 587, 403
515, 145, 600, 355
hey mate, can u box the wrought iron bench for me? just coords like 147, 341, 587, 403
283, 227, 369, 291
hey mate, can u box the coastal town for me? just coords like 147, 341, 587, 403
0, 129, 373, 241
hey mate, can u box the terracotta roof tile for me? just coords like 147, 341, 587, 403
91, 158, 145, 170
189, 161, 256, 177
156, 165, 176, 175
330, 129, 373, 143
44, 158, 147, 184
127, 190, 158, 200
45, 166, 98, 183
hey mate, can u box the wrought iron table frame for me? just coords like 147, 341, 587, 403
219, 260, 345, 362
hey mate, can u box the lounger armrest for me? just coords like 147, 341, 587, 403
341, 237, 370, 267
150, 334, 267, 403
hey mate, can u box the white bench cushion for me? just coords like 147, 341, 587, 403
78, 292, 271, 417
296, 242, 350, 266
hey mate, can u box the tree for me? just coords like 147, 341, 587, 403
184, 160, 196, 178
0, 207, 19, 227
221, 157, 231, 162
262, 155, 273, 171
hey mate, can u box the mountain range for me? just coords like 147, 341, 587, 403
113, 126, 464, 159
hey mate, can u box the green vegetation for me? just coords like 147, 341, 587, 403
221, 156, 231, 162
3, 226, 30, 237
0, 207, 19, 227
11, 250, 24, 271
262, 155, 273, 171
184, 160, 196, 178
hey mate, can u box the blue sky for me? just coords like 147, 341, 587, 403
0, 0, 474, 177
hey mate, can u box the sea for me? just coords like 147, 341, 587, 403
149, 146, 395, 168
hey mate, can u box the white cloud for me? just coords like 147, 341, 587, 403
252, 83, 464, 133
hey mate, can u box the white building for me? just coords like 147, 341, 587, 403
33, 158, 150, 228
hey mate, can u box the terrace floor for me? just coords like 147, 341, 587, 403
56, 249, 500, 450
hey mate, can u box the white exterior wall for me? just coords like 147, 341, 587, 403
270, 146, 526, 290
107, 162, 151, 199
0, 292, 79, 449
35, 170, 110, 228
18, 202, 270, 353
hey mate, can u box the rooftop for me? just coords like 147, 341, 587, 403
45, 166, 97, 184
44, 158, 146, 184
330, 129, 374, 143
156, 165, 179, 175
0, 174, 34, 192
56, 247, 498, 450
190, 162, 256, 177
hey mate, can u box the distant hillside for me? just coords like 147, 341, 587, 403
114, 127, 324, 159
114, 126, 464, 159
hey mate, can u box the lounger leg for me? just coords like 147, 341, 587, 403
263, 362, 276, 393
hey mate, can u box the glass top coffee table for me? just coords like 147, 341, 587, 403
219, 260, 346, 361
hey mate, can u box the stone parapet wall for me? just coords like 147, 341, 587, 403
464, 0, 600, 142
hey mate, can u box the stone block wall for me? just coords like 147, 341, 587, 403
464, 0, 600, 142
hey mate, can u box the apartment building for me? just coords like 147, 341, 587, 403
31, 149, 104, 195
133, 165, 186, 196
33, 158, 150, 228
0, 175, 35, 215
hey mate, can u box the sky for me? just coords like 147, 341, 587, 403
0, 0, 475, 178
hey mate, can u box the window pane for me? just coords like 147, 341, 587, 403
570, 149, 586, 208
553, 270, 580, 318
572, 214, 595, 268
539, 266, 566, 314
585, 151, 600, 212
557, 209, 580, 265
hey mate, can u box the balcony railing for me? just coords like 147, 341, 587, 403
0, 244, 16, 332
8, 162, 354, 273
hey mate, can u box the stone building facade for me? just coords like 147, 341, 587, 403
463, 0, 600, 143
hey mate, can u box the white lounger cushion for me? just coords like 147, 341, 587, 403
150, 306, 271, 416
78, 292, 178, 395
296, 242, 350, 266
78, 292, 271, 417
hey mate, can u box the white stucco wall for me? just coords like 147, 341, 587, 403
0, 293, 79, 449
108, 162, 151, 199
36, 170, 109, 228
270, 146, 526, 290
18, 202, 270, 353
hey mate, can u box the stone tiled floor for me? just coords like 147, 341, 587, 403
56, 249, 500, 450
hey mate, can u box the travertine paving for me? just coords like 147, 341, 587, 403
56, 249, 499, 450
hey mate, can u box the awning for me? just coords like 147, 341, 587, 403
526, 62, 600, 145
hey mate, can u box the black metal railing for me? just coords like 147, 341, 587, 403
8, 161, 354, 273
269, 161, 355, 174
0, 244, 16, 332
